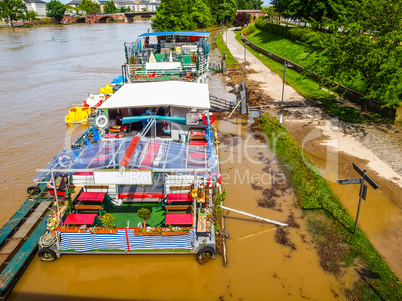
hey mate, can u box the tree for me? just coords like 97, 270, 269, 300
103, 1, 118, 14
0, 0, 27, 27
46, 0, 66, 24
79, 0, 99, 15
137, 208, 151, 227
152, 0, 192, 31
25, 10, 39, 21
304, 0, 402, 108
188, 0, 212, 29
232, 12, 250, 28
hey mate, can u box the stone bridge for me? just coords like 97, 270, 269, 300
62, 12, 156, 24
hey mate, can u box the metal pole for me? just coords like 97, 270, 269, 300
354, 170, 366, 235
244, 39, 246, 78
51, 171, 62, 225
221, 206, 288, 226
279, 61, 287, 127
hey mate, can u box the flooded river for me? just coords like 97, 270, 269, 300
0, 22, 390, 300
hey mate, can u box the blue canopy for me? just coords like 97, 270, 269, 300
138, 31, 210, 38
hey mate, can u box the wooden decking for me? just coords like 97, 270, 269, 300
0, 200, 52, 299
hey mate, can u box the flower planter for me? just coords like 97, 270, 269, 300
162, 231, 189, 236
58, 227, 87, 233
134, 231, 161, 236
91, 229, 118, 234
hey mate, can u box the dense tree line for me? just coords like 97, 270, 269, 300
270, 0, 402, 108
152, 0, 262, 31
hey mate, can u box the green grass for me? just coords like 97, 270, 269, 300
247, 30, 313, 67
234, 31, 388, 123
258, 115, 402, 300
106, 203, 165, 228
246, 28, 367, 93
216, 30, 239, 68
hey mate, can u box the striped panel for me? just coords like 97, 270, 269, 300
128, 229, 195, 250
59, 230, 195, 252
60, 230, 127, 252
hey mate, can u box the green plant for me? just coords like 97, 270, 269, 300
137, 208, 151, 227
66, 194, 74, 213
213, 190, 228, 231
100, 213, 115, 228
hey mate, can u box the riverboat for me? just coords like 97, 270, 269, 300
123, 31, 210, 84
35, 80, 219, 261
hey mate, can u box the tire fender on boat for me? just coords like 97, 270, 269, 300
197, 245, 216, 259
95, 115, 108, 129
38, 247, 57, 262
27, 186, 41, 196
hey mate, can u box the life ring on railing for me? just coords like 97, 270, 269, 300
202, 113, 215, 125
95, 115, 108, 129
207, 173, 222, 188
58, 155, 72, 168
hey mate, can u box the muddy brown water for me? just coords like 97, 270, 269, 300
0, 23, 386, 299
284, 119, 402, 279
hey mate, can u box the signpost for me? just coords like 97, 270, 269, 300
336, 162, 379, 235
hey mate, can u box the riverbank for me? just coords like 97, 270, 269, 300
222, 27, 402, 298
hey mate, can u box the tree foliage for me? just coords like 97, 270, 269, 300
79, 0, 99, 15
46, 0, 66, 24
103, 1, 118, 14
232, 12, 250, 28
152, 0, 239, 30
0, 0, 27, 27
270, 0, 402, 108
25, 10, 39, 21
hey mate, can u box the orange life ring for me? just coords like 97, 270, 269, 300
202, 113, 216, 125
207, 173, 222, 188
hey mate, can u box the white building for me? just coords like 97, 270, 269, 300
24, 0, 47, 18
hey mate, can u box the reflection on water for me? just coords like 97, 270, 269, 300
3, 24, 348, 300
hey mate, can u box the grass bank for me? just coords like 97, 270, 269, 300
234, 30, 387, 123
216, 31, 239, 68
257, 114, 401, 300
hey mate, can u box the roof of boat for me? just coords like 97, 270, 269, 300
99, 81, 210, 110
138, 31, 210, 38
34, 135, 218, 181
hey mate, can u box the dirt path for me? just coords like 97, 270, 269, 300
225, 28, 402, 279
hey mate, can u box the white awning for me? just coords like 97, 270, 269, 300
99, 81, 210, 110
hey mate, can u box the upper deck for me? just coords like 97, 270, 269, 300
124, 31, 210, 83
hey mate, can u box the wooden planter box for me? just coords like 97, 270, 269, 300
90, 229, 118, 234
134, 231, 161, 236
58, 227, 87, 233
162, 231, 189, 236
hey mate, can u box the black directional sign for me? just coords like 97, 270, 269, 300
336, 178, 362, 185
337, 162, 380, 234
361, 184, 368, 201
353, 162, 379, 190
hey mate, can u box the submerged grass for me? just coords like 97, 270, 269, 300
216, 30, 239, 68
258, 114, 401, 300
